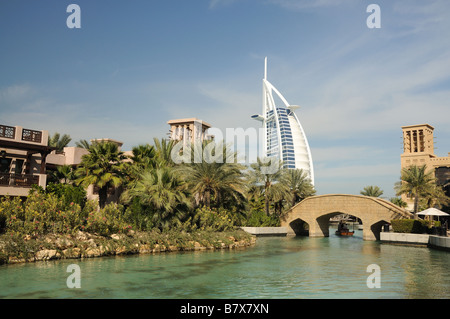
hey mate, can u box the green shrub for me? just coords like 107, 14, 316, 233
245, 210, 280, 227
84, 203, 132, 236
391, 219, 440, 234
123, 197, 154, 231
186, 207, 237, 232
45, 183, 87, 209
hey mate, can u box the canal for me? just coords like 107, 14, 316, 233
1, 227, 449, 299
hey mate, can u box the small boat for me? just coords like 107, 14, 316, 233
336, 220, 354, 236
335, 230, 354, 236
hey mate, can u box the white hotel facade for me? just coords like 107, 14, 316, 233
252, 58, 314, 184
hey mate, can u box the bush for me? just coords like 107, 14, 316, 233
1, 192, 87, 235
183, 207, 237, 232
84, 203, 132, 236
245, 210, 280, 227
391, 219, 440, 234
45, 183, 87, 209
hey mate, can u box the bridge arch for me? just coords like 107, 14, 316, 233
281, 194, 412, 240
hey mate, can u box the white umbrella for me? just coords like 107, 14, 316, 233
417, 208, 449, 229
417, 208, 449, 217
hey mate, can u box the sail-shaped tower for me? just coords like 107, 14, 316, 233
251, 57, 314, 185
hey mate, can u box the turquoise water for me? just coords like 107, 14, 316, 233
1, 228, 449, 299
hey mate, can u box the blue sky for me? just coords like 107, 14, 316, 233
1, 0, 450, 198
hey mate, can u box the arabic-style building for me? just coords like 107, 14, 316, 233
401, 124, 450, 210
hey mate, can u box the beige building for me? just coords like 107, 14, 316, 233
401, 124, 450, 210
0, 123, 127, 205
0, 124, 51, 197
167, 118, 213, 145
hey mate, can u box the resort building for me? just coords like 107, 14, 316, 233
401, 124, 450, 210
0, 123, 126, 205
251, 58, 314, 184
167, 118, 213, 145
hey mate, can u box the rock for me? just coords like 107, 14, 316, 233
62, 248, 81, 259
75, 231, 89, 241
139, 244, 151, 253
84, 247, 101, 258
110, 234, 122, 240
115, 246, 127, 255
35, 249, 60, 261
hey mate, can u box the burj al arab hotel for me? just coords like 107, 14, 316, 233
251, 58, 314, 185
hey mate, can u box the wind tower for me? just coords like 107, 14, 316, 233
251, 57, 314, 184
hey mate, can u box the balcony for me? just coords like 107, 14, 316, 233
0, 173, 40, 187
0, 124, 47, 146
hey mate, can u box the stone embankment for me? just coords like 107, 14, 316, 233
1, 230, 256, 265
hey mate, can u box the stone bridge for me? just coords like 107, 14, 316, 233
280, 194, 412, 241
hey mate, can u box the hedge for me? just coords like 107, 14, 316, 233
391, 219, 441, 234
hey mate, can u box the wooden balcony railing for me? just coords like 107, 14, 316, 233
0, 173, 39, 188
21, 128, 42, 143
0, 125, 16, 139
0, 125, 43, 144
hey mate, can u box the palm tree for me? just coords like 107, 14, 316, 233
121, 167, 192, 230
281, 168, 316, 207
247, 157, 284, 216
49, 165, 75, 184
75, 141, 127, 209
48, 132, 72, 152
129, 144, 157, 170
176, 141, 246, 209
153, 138, 175, 167
390, 197, 408, 208
395, 164, 436, 217
75, 139, 91, 149
421, 184, 450, 210
360, 185, 384, 197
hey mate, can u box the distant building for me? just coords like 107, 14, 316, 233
167, 118, 213, 145
251, 57, 314, 184
401, 124, 450, 210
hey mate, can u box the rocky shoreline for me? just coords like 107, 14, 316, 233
0, 230, 256, 265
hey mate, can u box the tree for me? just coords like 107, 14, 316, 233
48, 132, 72, 152
153, 138, 175, 167
121, 167, 192, 230
49, 165, 75, 184
360, 185, 384, 197
75, 139, 91, 149
395, 165, 436, 217
390, 197, 408, 208
281, 168, 316, 207
420, 183, 450, 210
176, 141, 246, 210
75, 141, 127, 209
247, 157, 284, 216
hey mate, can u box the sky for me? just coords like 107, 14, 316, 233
1, 0, 450, 199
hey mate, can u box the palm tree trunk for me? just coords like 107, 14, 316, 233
205, 190, 211, 209
99, 186, 108, 209
413, 192, 419, 219
265, 178, 270, 216
264, 193, 270, 216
